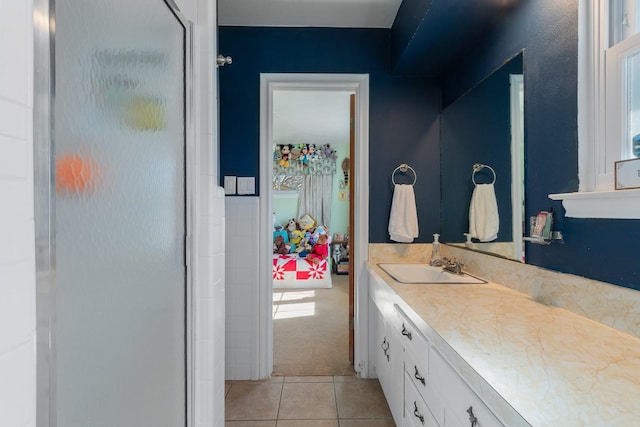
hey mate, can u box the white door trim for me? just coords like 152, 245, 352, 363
509, 74, 524, 262
259, 73, 370, 378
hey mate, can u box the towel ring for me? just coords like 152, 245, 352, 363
472, 163, 496, 185
392, 164, 417, 186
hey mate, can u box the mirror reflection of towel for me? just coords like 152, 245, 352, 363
469, 184, 499, 242
388, 184, 419, 243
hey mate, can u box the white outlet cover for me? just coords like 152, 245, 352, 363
237, 177, 255, 195
224, 176, 237, 195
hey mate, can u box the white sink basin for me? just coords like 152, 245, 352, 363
377, 263, 486, 284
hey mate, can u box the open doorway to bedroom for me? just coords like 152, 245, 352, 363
259, 73, 369, 380
270, 89, 354, 376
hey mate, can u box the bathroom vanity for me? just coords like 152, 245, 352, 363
367, 259, 640, 426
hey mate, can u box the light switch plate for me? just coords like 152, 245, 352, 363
237, 177, 255, 195
224, 176, 237, 195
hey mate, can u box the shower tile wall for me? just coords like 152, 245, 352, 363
225, 196, 260, 380
0, 1, 36, 427
196, 184, 226, 427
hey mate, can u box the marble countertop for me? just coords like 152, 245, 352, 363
367, 262, 640, 427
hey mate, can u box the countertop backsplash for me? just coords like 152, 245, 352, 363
368, 243, 640, 339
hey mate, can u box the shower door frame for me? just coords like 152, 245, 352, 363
33, 1, 196, 426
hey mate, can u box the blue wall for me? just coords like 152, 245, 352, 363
219, 27, 441, 243
442, 0, 640, 290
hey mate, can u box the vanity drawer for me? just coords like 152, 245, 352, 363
404, 372, 439, 427
429, 349, 503, 427
404, 345, 430, 406
393, 305, 429, 365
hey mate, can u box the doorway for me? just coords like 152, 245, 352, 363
259, 74, 370, 378
270, 90, 353, 375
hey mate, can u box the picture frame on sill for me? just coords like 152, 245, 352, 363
615, 158, 640, 190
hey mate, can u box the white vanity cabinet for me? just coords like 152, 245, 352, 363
369, 268, 504, 427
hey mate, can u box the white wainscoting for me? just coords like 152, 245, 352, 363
225, 196, 261, 380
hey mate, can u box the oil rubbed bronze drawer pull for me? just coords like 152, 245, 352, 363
401, 323, 413, 340
414, 365, 426, 386
467, 406, 478, 427
413, 401, 425, 425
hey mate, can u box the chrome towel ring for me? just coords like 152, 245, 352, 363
392, 163, 417, 186
472, 163, 496, 185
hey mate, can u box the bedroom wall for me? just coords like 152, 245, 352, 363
272, 139, 350, 237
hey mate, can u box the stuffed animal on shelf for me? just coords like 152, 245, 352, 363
290, 145, 301, 162
306, 233, 329, 265
278, 144, 292, 167
308, 143, 318, 161
321, 144, 337, 161
297, 144, 309, 166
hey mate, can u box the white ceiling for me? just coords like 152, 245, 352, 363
218, 0, 403, 28
273, 91, 352, 145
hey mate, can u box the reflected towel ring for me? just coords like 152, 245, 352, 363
392, 163, 417, 186
472, 163, 496, 185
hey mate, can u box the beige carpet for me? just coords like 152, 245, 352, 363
273, 274, 354, 376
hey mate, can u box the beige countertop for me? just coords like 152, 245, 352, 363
367, 261, 640, 427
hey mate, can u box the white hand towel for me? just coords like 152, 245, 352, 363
469, 183, 499, 242
388, 184, 419, 243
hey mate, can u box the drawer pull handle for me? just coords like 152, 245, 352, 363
467, 406, 478, 427
381, 338, 390, 362
401, 324, 413, 340
414, 365, 426, 385
413, 401, 425, 425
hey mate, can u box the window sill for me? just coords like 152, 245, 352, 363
548, 189, 640, 219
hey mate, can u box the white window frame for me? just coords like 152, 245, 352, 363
549, 0, 640, 218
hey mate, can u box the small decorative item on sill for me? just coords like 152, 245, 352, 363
523, 208, 564, 245
615, 158, 640, 190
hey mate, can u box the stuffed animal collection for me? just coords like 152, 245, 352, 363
274, 143, 337, 169
273, 215, 332, 259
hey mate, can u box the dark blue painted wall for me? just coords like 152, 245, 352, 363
218, 27, 441, 243
440, 54, 522, 244
442, 0, 640, 290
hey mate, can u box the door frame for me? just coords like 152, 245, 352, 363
33, 1, 196, 425
259, 73, 370, 378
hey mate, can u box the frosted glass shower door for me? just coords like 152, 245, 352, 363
53, 1, 187, 426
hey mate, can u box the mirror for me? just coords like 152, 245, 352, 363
440, 51, 525, 261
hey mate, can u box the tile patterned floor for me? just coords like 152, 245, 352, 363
225, 376, 396, 427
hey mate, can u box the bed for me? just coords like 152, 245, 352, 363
272, 254, 332, 289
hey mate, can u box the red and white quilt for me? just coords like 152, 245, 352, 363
272, 254, 332, 289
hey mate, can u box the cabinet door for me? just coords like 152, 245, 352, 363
373, 302, 404, 425
430, 349, 503, 427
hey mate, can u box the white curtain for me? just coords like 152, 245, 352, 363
297, 174, 333, 228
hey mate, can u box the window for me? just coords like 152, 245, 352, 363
550, 0, 640, 218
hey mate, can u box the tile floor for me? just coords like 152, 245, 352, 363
225, 375, 396, 427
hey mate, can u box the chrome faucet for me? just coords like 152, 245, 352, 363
442, 257, 464, 275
